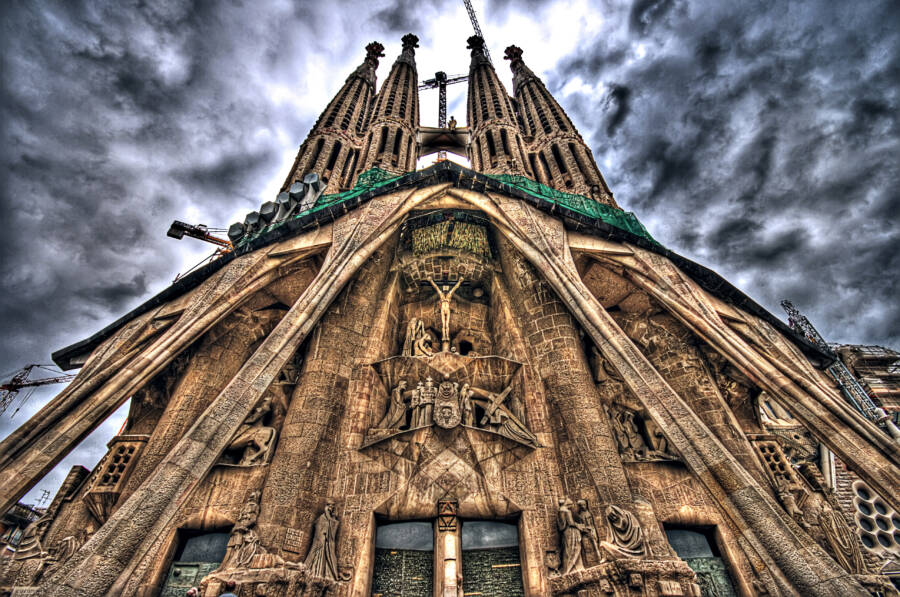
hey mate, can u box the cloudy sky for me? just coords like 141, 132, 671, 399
1, 0, 898, 504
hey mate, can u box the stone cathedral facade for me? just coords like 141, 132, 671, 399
1, 34, 899, 597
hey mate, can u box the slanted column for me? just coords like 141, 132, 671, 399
117, 307, 282, 504
254, 240, 397, 566
496, 239, 632, 507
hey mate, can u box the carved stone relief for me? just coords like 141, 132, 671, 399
557, 497, 585, 575
606, 403, 679, 462
305, 501, 351, 582
751, 439, 867, 575
598, 505, 647, 561
364, 354, 539, 449
219, 354, 299, 467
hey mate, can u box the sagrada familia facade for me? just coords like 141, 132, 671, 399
1, 33, 899, 597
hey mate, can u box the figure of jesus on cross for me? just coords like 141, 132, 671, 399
428, 277, 463, 352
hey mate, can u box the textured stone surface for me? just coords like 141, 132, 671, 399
3, 181, 897, 597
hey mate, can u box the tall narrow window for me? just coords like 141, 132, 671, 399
551, 144, 568, 174
406, 135, 414, 170
528, 154, 540, 182
486, 132, 497, 157
568, 143, 588, 180
392, 130, 403, 166
500, 129, 511, 155
377, 126, 389, 155
325, 141, 342, 172
539, 151, 553, 182
307, 138, 325, 173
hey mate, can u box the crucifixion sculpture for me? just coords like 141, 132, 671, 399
428, 277, 463, 352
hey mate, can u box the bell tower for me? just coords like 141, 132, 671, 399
281, 41, 384, 194
505, 45, 616, 206
465, 36, 532, 177
358, 34, 421, 175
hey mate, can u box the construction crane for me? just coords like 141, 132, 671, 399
1, 364, 76, 417
781, 300, 894, 431
167, 221, 232, 249
419, 72, 468, 160
463, 0, 492, 65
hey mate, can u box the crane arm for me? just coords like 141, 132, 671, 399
463, 0, 492, 65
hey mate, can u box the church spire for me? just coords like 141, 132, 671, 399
504, 45, 616, 206
358, 34, 421, 175
281, 41, 385, 194
465, 36, 532, 177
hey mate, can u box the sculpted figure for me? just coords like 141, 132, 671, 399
225, 394, 277, 466
799, 489, 866, 574
410, 382, 424, 427
775, 478, 807, 527
428, 277, 463, 349
13, 512, 53, 560
460, 383, 475, 426
305, 501, 341, 580
608, 405, 647, 460
644, 417, 678, 460
403, 318, 434, 357
419, 377, 436, 426
377, 381, 408, 429
494, 408, 540, 447
599, 505, 646, 560
48, 530, 88, 565
577, 499, 601, 559
224, 490, 264, 568
557, 497, 585, 574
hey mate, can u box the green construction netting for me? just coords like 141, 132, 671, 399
240, 167, 656, 246
484, 173, 657, 244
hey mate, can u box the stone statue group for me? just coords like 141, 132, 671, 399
555, 498, 646, 576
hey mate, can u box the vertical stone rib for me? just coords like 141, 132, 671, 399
117, 308, 282, 504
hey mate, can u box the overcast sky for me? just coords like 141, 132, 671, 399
2, 0, 897, 505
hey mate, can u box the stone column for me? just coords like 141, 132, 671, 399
255, 241, 396, 569
497, 238, 632, 507
0, 247, 294, 514
445, 188, 870, 595
434, 500, 461, 597
615, 310, 772, 490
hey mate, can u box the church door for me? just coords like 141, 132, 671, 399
665, 527, 737, 597
371, 521, 434, 597
460, 520, 525, 597
160, 531, 230, 597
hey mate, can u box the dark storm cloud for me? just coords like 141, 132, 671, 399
552, 0, 899, 349
1, 0, 898, 503
603, 84, 631, 136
